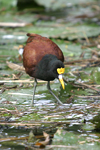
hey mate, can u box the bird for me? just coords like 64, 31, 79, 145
23, 33, 65, 106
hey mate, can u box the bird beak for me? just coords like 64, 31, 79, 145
58, 74, 65, 89
57, 68, 65, 90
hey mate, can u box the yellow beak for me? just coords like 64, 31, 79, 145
58, 74, 65, 89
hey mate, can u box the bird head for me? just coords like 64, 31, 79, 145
57, 67, 65, 89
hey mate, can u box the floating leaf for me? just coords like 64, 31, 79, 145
26, 24, 100, 40
35, 0, 94, 10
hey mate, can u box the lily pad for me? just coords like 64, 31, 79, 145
24, 24, 100, 40
35, 0, 95, 10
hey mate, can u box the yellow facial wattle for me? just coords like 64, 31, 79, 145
57, 67, 65, 74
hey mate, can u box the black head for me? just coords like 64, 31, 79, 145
35, 54, 65, 89
48, 57, 64, 79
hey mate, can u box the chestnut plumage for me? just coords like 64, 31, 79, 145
23, 33, 65, 105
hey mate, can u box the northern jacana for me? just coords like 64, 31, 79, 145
23, 33, 65, 106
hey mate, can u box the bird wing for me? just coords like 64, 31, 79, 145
23, 33, 64, 77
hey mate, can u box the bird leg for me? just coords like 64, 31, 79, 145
31, 78, 37, 106
47, 81, 63, 105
